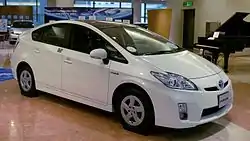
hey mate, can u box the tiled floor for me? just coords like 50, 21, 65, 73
0, 47, 249, 141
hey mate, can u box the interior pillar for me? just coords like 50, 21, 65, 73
47, 0, 56, 7
167, 0, 183, 46
132, 0, 141, 23
56, 0, 73, 7
39, 0, 47, 24
47, 0, 73, 7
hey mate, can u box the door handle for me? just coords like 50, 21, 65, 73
34, 49, 40, 53
64, 58, 72, 64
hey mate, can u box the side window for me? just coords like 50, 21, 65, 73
71, 25, 128, 64
32, 24, 70, 48
32, 28, 43, 42
105, 43, 128, 64
71, 25, 92, 54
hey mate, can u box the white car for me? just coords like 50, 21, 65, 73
10, 20, 233, 134
9, 20, 34, 45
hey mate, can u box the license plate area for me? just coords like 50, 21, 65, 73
218, 92, 230, 108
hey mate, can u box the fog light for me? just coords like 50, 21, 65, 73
178, 103, 188, 120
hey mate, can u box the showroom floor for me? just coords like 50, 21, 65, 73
0, 45, 250, 141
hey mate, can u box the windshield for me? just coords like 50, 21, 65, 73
101, 26, 185, 55
12, 21, 34, 28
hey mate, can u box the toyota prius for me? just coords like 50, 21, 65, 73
10, 20, 233, 134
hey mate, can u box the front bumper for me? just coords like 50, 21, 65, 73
147, 71, 233, 129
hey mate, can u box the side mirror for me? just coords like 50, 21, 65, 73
90, 48, 107, 60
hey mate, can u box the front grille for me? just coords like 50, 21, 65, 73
204, 80, 229, 91
201, 106, 225, 117
204, 86, 219, 91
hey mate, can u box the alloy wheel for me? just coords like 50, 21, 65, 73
120, 95, 145, 126
20, 70, 32, 92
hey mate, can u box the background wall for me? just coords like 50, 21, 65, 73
195, 0, 250, 42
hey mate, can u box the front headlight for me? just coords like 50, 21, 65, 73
151, 71, 198, 90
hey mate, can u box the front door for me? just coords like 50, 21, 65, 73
30, 23, 71, 89
61, 24, 110, 104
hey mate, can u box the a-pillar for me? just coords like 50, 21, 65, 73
167, 0, 183, 46
132, 0, 141, 23
47, 0, 74, 7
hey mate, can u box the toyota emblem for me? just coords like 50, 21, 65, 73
218, 80, 224, 89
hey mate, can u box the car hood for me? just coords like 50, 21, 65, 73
139, 50, 222, 79
12, 28, 31, 34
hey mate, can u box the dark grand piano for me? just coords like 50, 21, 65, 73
194, 12, 250, 72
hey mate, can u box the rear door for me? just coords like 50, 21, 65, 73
30, 23, 71, 89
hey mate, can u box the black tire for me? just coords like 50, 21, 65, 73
114, 88, 154, 135
17, 65, 38, 97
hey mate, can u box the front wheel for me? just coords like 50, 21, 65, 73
17, 66, 38, 97
115, 88, 154, 135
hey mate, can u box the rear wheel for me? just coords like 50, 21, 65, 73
17, 66, 38, 97
115, 88, 154, 135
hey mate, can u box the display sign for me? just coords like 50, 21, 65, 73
106, 17, 113, 21
78, 16, 85, 20
89, 16, 96, 20
44, 7, 133, 24
123, 20, 130, 24
114, 19, 122, 22
183, 1, 193, 7
0, 19, 7, 32
0, 67, 13, 82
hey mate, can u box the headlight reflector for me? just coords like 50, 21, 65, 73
151, 71, 198, 90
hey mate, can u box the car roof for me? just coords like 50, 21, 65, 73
79, 20, 137, 29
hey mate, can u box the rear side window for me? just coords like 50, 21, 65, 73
32, 23, 71, 48
32, 29, 43, 42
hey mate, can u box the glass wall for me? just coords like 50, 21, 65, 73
74, 0, 165, 23
95, 1, 120, 8
141, 3, 167, 23
74, 0, 132, 8
5, 0, 44, 25
3, 0, 166, 25
140, 3, 145, 23
74, 1, 93, 7
121, 2, 131, 8
0, 0, 4, 5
